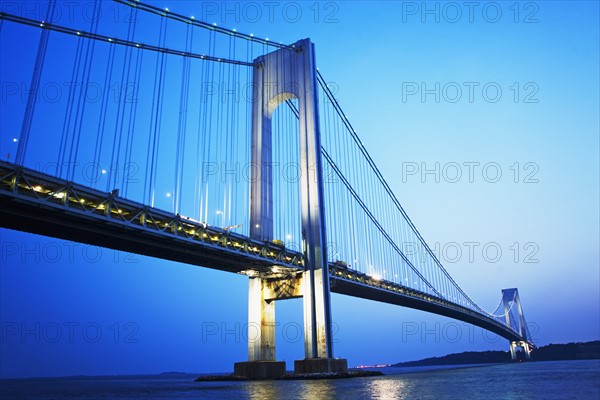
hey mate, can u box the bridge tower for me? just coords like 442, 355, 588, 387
502, 288, 532, 360
233, 39, 347, 379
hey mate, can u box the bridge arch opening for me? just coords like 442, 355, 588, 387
267, 92, 297, 117
270, 97, 302, 253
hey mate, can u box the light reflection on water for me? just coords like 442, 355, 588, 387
0, 360, 598, 400
244, 381, 289, 400
244, 379, 339, 400
296, 380, 337, 400
367, 376, 411, 400
242, 374, 414, 400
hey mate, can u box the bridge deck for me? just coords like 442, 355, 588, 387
0, 161, 528, 345
0, 161, 304, 275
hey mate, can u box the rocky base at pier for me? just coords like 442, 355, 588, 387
195, 369, 383, 382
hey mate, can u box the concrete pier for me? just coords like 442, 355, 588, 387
294, 358, 348, 375
233, 361, 287, 380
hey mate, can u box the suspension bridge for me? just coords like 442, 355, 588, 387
0, 0, 534, 378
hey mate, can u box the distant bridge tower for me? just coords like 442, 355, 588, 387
502, 288, 532, 360
234, 39, 347, 379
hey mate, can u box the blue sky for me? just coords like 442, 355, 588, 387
0, 1, 598, 377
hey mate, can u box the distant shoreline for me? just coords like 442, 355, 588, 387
2, 359, 599, 381
391, 341, 600, 367
2, 342, 597, 380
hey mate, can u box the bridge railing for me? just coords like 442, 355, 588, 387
0, 160, 305, 271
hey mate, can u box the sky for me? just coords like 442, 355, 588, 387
0, 1, 599, 378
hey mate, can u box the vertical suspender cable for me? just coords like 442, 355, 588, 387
149, 18, 168, 206
143, 16, 167, 204
230, 34, 240, 229
175, 23, 193, 215
215, 41, 225, 226
109, 5, 138, 191
69, 0, 101, 182
223, 34, 233, 226
16, 0, 56, 166
57, 32, 84, 178
123, 46, 144, 198
202, 30, 215, 222
193, 26, 207, 220
243, 38, 252, 233
93, 42, 116, 189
